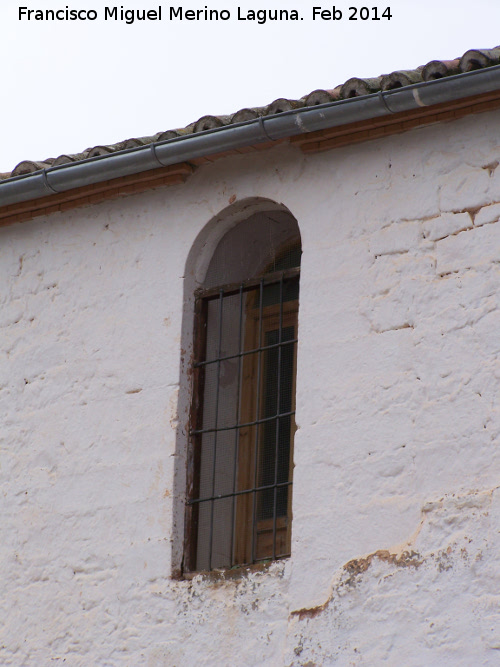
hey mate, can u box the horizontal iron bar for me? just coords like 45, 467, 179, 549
195, 267, 299, 301
195, 337, 297, 368
187, 479, 292, 506
190, 410, 295, 436
253, 552, 290, 562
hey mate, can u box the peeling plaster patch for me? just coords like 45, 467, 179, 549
165, 560, 289, 665
291, 487, 499, 624
286, 487, 500, 666
343, 549, 422, 585
291, 550, 422, 621
184, 559, 281, 583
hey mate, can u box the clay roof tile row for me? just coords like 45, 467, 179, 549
4, 46, 500, 182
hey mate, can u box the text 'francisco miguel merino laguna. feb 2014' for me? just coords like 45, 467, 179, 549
18, 6, 393, 24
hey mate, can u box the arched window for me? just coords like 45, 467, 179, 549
184, 208, 301, 572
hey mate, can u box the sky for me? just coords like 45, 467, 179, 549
1, 0, 500, 173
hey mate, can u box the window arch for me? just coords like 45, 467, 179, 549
184, 207, 301, 573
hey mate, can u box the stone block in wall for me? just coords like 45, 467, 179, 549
362, 290, 415, 334
475, 202, 500, 227
369, 221, 422, 257
423, 212, 472, 241
436, 223, 500, 275
367, 253, 437, 300
439, 164, 491, 212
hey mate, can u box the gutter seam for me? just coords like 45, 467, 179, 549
150, 143, 166, 168
258, 116, 275, 142
42, 169, 61, 195
412, 88, 428, 108
378, 90, 397, 114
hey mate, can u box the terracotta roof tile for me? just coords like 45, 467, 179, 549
3, 45, 500, 182
230, 108, 262, 123
380, 68, 424, 91
460, 47, 500, 71
121, 138, 151, 149
422, 59, 460, 81
341, 77, 380, 98
50, 154, 85, 166
11, 160, 53, 178
85, 145, 118, 159
302, 88, 340, 106
262, 98, 300, 115
193, 115, 229, 132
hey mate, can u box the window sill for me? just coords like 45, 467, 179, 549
181, 557, 288, 582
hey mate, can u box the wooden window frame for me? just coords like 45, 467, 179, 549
235, 297, 298, 565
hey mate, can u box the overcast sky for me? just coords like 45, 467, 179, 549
2, 0, 500, 173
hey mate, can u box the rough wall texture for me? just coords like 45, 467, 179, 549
1, 108, 500, 665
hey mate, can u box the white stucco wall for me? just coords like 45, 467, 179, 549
2, 108, 500, 665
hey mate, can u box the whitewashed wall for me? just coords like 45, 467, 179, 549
1, 108, 500, 665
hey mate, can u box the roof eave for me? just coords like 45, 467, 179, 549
2, 65, 500, 210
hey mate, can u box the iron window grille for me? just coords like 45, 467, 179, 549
185, 266, 299, 572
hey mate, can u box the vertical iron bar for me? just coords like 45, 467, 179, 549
272, 274, 284, 560
230, 285, 244, 566
208, 289, 224, 571
251, 279, 264, 564
186, 296, 208, 573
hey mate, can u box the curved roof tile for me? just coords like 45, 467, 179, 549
230, 108, 262, 123
265, 98, 304, 115
380, 68, 424, 91
422, 59, 460, 81
11, 160, 53, 178
302, 88, 340, 106
460, 47, 500, 72
193, 115, 229, 132
341, 77, 380, 98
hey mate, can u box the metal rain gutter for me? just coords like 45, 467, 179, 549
2, 65, 500, 209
